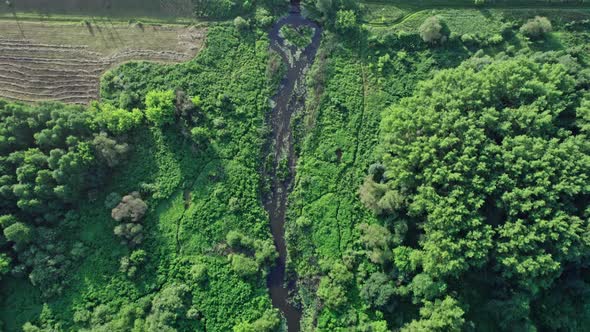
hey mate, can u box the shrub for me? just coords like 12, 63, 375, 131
111, 192, 147, 222
229, 254, 258, 277
145, 90, 176, 126
234, 16, 249, 31
93, 103, 143, 134
190, 263, 208, 283
104, 192, 122, 209
487, 34, 504, 45
92, 132, 129, 168
335, 9, 357, 33
114, 223, 144, 246
419, 16, 449, 44
3, 222, 32, 245
520, 16, 552, 39
461, 33, 477, 45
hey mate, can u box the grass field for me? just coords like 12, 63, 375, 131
364, 3, 590, 37
0, 18, 205, 104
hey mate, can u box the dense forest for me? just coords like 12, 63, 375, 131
0, 0, 590, 331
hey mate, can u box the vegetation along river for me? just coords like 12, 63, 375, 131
263, 1, 321, 331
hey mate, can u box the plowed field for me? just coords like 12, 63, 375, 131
0, 19, 205, 104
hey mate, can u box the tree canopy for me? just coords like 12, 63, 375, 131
366, 53, 590, 330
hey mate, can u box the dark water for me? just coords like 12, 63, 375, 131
263, 2, 321, 331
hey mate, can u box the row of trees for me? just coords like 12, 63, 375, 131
419, 15, 552, 45
191, 0, 289, 18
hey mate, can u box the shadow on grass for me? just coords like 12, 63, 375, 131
528, 32, 565, 52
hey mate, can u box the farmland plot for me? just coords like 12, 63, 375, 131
0, 20, 205, 104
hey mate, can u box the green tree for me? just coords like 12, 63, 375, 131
145, 90, 176, 126
92, 132, 129, 168
93, 103, 143, 134
233, 309, 280, 332
419, 16, 449, 44
0, 253, 10, 279
358, 222, 391, 264
520, 16, 552, 39
335, 9, 356, 33
401, 296, 464, 332
233, 16, 249, 31
373, 53, 590, 327
360, 272, 396, 309
229, 254, 258, 277
111, 192, 147, 223
3, 221, 32, 245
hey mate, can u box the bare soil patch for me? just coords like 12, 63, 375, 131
0, 19, 205, 104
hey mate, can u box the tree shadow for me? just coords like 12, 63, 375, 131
529, 33, 565, 52
8, 5, 25, 38
84, 21, 95, 36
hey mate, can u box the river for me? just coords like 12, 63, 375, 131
263, 1, 321, 331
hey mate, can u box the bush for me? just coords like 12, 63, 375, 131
335, 9, 357, 33
520, 16, 552, 39
92, 132, 129, 168
145, 90, 176, 126
93, 103, 143, 134
111, 192, 147, 222
461, 33, 477, 45
419, 16, 449, 44
234, 16, 249, 31
487, 34, 504, 45
229, 254, 258, 277
3, 222, 32, 245
104, 192, 122, 209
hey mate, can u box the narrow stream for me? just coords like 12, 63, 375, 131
263, 2, 321, 331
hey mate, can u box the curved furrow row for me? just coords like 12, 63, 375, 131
0, 63, 106, 75
0, 92, 95, 104
0, 73, 97, 85
0, 80, 97, 91
0, 48, 102, 60
0, 86, 97, 98
0, 55, 107, 65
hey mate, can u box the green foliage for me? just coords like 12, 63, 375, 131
145, 90, 176, 126
190, 263, 208, 283
0, 99, 133, 299
192, 0, 252, 18
360, 272, 396, 309
1, 25, 276, 332
92, 103, 143, 134
279, 24, 315, 49
233, 309, 280, 332
92, 132, 130, 168
335, 9, 357, 33
3, 5, 590, 332
3, 221, 32, 245
520, 16, 552, 39
401, 296, 464, 332
234, 16, 249, 31
358, 223, 391, 264
302, 0, 359, 30
229, 254, 259, 278
317, 262, 353, 309
0, 253, 10, 279
419, 16, 449, 44
368, 52, 590, 330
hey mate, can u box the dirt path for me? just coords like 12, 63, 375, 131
263, 2, 321, 331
